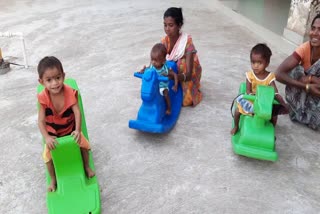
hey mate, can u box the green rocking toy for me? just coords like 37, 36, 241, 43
231, 83, 278, 162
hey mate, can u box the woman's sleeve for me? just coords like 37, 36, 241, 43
161, 37, 168, 51
294, 42, 309, 64
185, 36, 197, 55
161, 37, 166, 44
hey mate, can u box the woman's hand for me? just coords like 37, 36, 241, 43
45, 136, 57, 150
309, 84, 320, 96
71, 130, 81, 145
172, 84, 178, 92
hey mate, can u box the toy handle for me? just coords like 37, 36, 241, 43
242, 94, 255, 102
134, 71, 169, 81
134, 72, 143, 79
55, 135, 76, 146
242, 94, 280, 105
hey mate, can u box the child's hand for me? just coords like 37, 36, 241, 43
71, 130, 81, 145
45, 136, 57, 150
139, 65, 146, 74
172, 84, 178, 92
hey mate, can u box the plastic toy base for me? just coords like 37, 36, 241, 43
231, 117, 278, 162
231, 128, 278, 162
129, 82, 182, 133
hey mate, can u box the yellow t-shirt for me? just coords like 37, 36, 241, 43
246, 70, 275, 93
237, 70, 276, 115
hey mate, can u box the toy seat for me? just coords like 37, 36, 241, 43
37, 78, 101, 214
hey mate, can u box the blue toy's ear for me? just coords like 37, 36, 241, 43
166, 60, 178, 73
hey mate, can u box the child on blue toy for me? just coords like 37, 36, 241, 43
140, 43, 178, 115
37, 56, 95, 192
231, 43, 288, 135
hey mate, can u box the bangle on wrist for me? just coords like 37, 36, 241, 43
308, 75, 312, 83
306, 83, 310, 93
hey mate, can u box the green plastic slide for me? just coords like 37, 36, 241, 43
231, 83, 278, 162
37, 78, 101, 214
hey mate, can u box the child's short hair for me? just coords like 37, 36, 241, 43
151, 43, 167, 58
37, 56, 64, 79
250, 43, 272, 63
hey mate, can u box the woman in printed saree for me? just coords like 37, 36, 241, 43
161, 7, 202, 107
276, 14, 320, 130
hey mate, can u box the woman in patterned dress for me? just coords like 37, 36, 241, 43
276, 14, 320, 129
161, 7, 202, 107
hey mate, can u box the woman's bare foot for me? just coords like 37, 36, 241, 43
230, 126, 239, 135
165, 109, 171, 115
85, 167, 95, 178
47, 179, 57, 192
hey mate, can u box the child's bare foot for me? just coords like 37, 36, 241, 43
165, 109, 171, 115
47, 179, 57, 192
85, 167, 95, 178
230, 126, 239, 135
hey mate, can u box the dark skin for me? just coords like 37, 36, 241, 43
163, 16, 194, 82
275, 18, 320, 96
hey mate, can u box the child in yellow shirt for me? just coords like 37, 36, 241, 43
231, 44, 288, 135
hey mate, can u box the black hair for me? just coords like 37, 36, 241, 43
164, 7, 184, 26
151, 43, 167, 59
250, 43, 272, 63
37, 56, 64, 79
311, 13, 320, 26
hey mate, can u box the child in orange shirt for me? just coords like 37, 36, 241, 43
37, 56, 95, 192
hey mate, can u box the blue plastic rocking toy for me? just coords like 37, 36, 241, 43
129, 61, 183, 133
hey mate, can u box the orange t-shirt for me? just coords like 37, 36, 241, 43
294, 41, 312, 71
38, 84, 77, 137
